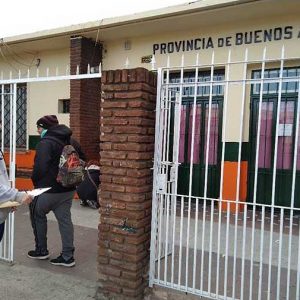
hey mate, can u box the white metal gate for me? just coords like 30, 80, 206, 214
0, 65, 101, 263
149, 47, 300, 299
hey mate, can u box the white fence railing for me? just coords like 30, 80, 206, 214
150, 47, 300, 300
0, 65, 101, 263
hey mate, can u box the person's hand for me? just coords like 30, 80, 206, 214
11, 206, 17, 212
21, 194, 33, 205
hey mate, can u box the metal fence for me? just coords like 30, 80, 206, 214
0, 65, 101, 263
149, 47, 300, 300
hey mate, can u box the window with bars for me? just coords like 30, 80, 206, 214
252, 67, 299, 95
165, 69, 225, 98
0, 84, 27, 148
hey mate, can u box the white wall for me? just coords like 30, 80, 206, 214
0, 48, 70, 136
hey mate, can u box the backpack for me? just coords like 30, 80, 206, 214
45, 137, 86, 188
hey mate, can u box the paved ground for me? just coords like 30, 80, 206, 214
0, 200, 99, 300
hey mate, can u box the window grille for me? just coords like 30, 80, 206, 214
0, 84, 27, 148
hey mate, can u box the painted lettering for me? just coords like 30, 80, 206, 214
152, 25, 295, 54
167, 42, 174, 53
225, 36, 232, 46
161, 43, 167, 54
218, 38, 224, 47
175, 41, 182, 52
195, 38, 201, 50
206, 37, 214, 48
274, 27, 283, 40
187, 40, 194, 51
254, 30, 262, 43
153, 44, 159, 55
284, 26, 293, 39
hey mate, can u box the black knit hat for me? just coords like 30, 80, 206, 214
36, 115, 59, 129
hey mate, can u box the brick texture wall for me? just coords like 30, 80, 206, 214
97, 68, 157, 299
70, 36, 102, 160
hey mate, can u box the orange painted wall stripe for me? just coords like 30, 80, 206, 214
4, 150, 35, 169
15, 178, 33, 191
220, 161, 248, 212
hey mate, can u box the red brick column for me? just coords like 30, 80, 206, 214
70, 36, 102, 160
97, 68, 157, 299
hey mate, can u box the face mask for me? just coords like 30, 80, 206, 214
41, 129, 48, 138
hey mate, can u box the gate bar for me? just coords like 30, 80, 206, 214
149, 67, 163, 287
232, 48, 248, 299
287, 77, 300, 299
187, 53, 199, 292
267, 46, 285, 300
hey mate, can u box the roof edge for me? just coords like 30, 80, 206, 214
3, 0, 261, 45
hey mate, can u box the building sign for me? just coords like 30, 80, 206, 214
153, 26, 299, 54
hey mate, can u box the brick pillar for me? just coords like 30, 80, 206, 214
70, 36, 102, 160
97, 68, 157, 299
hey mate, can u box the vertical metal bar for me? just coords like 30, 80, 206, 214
208, 198, 214, 295
192, 196, 199, 290
258, 205, 266, 300
165, 57, 171, 163
276, 208, 284, 300
240, 204, 248, 300
12, 84, 16, 188
249, 208, 257, 299
215, 195, 223, 297
223, 201, 230, 299
171, 56, 184, 286
200, 51, 215, 291
296, 220, 300, 300
1, 84, 4, 151
186, 55, 199, 292
178, 195, 184, 286
171, 90, 183, 287
9, 84, 13, 182
162, 86, 168, 165
170, 181, 177, 287
204, 51, 215, 199
250, 47, 267, 300
287, 77, 300, 299
221, 50, 232, 299
267, 46, 285, 300
149, 68, 163, 287
252, 47, 267, 205
216, 49, 231, 298
200, 198, 207, 292
191, 54, 200, 292
164, 193, 170, 283
232, 48, 248, 299
9, 83, 17, 261
157, 193, 164, 282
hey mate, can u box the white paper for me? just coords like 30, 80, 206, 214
27, 187, 51, 197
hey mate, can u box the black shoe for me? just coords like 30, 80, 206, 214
27, 249, 50, 260
86, 199, 100, 209
79, 199, 88, 207
50, 255, 75, 267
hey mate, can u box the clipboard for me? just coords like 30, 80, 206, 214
0, 201, 20, 208
0, 187, 51, 209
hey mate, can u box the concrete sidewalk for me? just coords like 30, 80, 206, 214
0, 200, 99, 300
